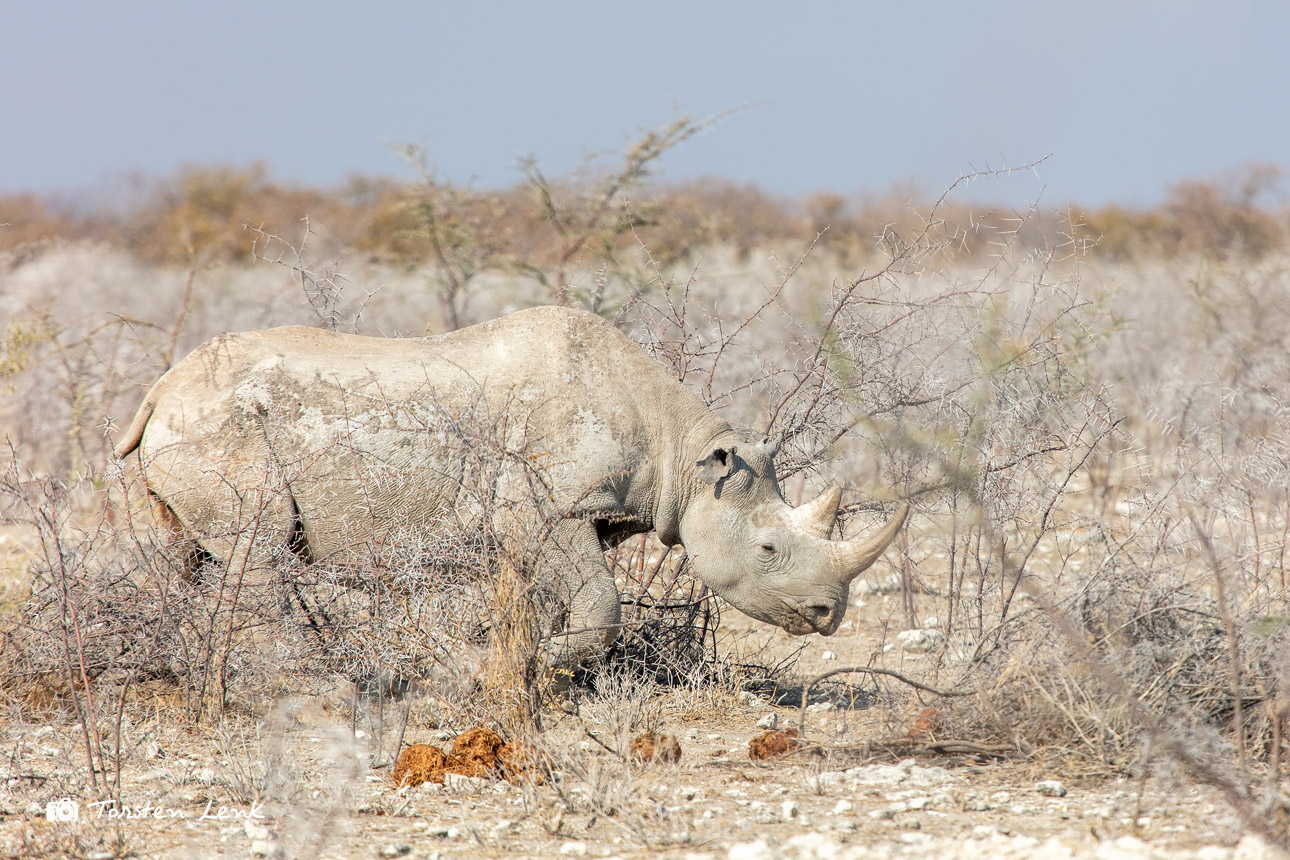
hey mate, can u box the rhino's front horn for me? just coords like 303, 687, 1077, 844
790, 486, 843, 539
831, 503, 909, 581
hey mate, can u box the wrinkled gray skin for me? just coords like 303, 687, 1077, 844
114, 306, 907, 669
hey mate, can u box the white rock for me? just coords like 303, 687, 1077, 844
896, 628, 947, 653
559, 842, 588, 856
755, 712, 778, 730
1031, 837, 1078, 860
847, 759, 955, 788
1194, 847, 1235, 860
243, 820, 272, 841
740, 691, 771, 710
678, 786, 702, 801
1094, 836, 1150, 860
833, 799, 854, 814
817, 771, 849, 790
805, 702, 835, 716
728, 840, 774, 860
781, 800, 799, 819
444, 772, 489, 793
250, 841, 275, 857
1234, 834, 1280, 860
821, 650, 839, 660
1035, 780, 1067, 797
785, 833, 838, 856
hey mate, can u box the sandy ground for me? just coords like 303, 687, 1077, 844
1, 704, 1276, 860
2, 627, 1282, 859
0, 534, 1282, 860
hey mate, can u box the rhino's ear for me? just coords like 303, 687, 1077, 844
696, 446, 738, 484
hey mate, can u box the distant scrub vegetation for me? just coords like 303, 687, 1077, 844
2, 160, 1285, 267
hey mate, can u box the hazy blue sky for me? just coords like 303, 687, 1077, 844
4, 1, 1288, 208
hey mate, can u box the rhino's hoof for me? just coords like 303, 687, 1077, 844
544, 667, 576, 698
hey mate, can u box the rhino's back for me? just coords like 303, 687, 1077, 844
141, 306, 654, 447
136, 307, 698, 558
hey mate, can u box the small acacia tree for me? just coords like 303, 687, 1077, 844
393, 114, 726, 330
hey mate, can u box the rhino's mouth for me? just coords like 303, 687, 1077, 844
782, 602, 843, 637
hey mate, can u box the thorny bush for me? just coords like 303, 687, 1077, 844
3, 158, 1290, 845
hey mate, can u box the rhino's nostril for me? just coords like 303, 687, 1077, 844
805, 602, 834, 623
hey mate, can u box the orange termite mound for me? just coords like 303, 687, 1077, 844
748, 728, 802, 760
393, 727, 547, 787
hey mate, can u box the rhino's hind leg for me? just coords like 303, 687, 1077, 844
148, 490, 213, 580
155, 475, 303, 716
539, 519, 623, 689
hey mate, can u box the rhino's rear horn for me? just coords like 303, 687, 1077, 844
790, 486, 843, 539
831, 503, 909, 581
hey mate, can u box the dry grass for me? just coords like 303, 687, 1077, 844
4, 155, 1290, 850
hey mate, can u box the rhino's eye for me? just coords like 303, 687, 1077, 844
759, 543, 777, 556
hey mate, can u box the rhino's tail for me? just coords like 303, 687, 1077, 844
113, 387, 160, 460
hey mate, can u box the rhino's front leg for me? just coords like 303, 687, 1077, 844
539, 518, 622, 679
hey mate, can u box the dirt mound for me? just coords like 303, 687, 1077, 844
748, 728, 801, 760
393, 727, 547, 786
629, 731, 682, 763
448, 727, 506, 778
392, 744, 449, 787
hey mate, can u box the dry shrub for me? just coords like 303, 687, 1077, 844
6, 153, 1283, 282
5, 133, 1290, 847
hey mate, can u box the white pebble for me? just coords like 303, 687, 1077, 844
1036, 780, 1068, 797
895, 628, 947, 653
729, 840, 775, 860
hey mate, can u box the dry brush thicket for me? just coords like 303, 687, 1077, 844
3, 159, 1290, 846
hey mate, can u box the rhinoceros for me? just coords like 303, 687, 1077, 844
113, 306, 906, 668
